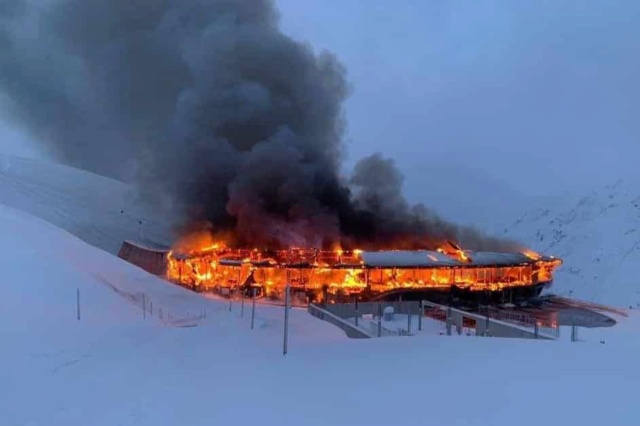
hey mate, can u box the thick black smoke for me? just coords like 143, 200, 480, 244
0, 0, 520, 251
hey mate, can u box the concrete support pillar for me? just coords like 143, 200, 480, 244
452, 311, 463, 335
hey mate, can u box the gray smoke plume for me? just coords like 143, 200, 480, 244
0, 0, 521, 251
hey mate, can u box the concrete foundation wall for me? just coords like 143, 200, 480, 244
324, 301, 422, 318
439, 303, 553, 340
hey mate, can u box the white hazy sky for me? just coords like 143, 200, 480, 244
1, 0, 639, 226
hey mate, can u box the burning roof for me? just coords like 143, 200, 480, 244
170, 247, 557, 269
359, 251, 539, 268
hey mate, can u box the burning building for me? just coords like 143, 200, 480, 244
159, 240, 562, 303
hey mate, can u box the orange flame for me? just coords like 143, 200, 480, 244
522, 250, 541, 261
165, 232, 561, 301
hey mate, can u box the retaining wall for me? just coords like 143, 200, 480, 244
324, 301, 422, 318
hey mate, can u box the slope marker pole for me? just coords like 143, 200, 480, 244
76, 288, 81, 321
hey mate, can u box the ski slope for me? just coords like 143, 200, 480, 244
0, 155, 172, 254
2, 199, 640, 425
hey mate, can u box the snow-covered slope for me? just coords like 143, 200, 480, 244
3, 202, 640, 425
504, 179, 640, 307
0, 155, 172, 254
0, 204, 346, 423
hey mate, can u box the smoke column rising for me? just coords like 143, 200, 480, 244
0, 0, 520, 251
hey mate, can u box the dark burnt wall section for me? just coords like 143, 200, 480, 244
118, 241, 168, 276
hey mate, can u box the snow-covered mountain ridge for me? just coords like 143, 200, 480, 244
504, 178, 640, 307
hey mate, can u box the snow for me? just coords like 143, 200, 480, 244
2, 157, 640, 425
0, 155, 173, 254
504, 178, 640, 307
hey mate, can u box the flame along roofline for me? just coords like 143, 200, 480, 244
170, 247, 562, 269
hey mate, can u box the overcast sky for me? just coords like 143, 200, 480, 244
1, 0, 639, 226
277, 1, 640, 195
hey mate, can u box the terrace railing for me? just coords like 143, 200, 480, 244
475, 306, 560, 339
